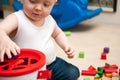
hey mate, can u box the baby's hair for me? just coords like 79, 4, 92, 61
55, 0, 58, 4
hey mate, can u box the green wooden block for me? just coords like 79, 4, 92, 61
97, 72, 103, 78
94, 74, 100, 79
97, 67, 104, 78
64, 31, 71, 36
83, 77, 91, 80
79, 51, 84, 58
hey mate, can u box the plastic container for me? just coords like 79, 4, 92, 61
0, 48, 51, 80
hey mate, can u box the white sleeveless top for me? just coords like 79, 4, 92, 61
13, 10, 56, 65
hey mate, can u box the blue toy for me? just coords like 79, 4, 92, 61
12, 0, 102, 30
12, 1, 23, 11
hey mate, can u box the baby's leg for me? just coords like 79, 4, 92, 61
47, 57, 80, 80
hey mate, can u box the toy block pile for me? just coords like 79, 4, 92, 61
82, 63, 120, 80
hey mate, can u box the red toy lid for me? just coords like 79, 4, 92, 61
0, 48, 46, 77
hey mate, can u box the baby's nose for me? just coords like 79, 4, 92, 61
35, 4, 43, 11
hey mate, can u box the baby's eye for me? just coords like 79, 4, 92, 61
44, 3, 50, 7
29, 0, 36, 4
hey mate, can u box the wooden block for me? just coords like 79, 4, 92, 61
103, 47, 109, 53
104, 73, 112, 78
94, 74, 100, 79
84, 77, 91, 80
112, 72, 119, 77
112, 77, 119, 80
94, 78, 99, 80
64, 31, 71, 36
81, 70, 96, 76
101, 52, 106, 60
105, 63, 111, 68
104, 68, 117, 73
111, 64, 118, 69
101, 77, 111, 80
79, 51, 84, 58
88, 65, 96, 71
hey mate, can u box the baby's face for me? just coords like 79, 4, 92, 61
21, 0, 56, 21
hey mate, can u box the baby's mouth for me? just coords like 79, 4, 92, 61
34, 13, 40, 16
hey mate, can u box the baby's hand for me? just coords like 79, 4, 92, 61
0, 38, 20, 62
64, 46, 74, 59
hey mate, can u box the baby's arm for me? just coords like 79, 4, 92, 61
52, 24, 74, 58
0, 13, 20, 62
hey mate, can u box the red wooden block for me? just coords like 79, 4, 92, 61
101, 52, 106, 60
88, 65, 96, 71
104, 63, 118, 69
104, 68, 117, 73
81, 70, 96, 76
111, 64, 118, 69
37, 69, 52, 79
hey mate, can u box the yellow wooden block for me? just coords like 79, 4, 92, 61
104, 73, 112, 78
94, 78, 99, 80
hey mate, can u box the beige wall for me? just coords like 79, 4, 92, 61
87, 0, 120, 25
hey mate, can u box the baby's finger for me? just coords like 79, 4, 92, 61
11, 48, 18, 56
66, 49, 74, 55
69, 49, 74, 54
65, 47, 71, 53
0, 50, 5, 62
15, 45, 20, 54
6, 49, 12, 59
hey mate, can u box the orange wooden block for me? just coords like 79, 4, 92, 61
104, 73, 112, 78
